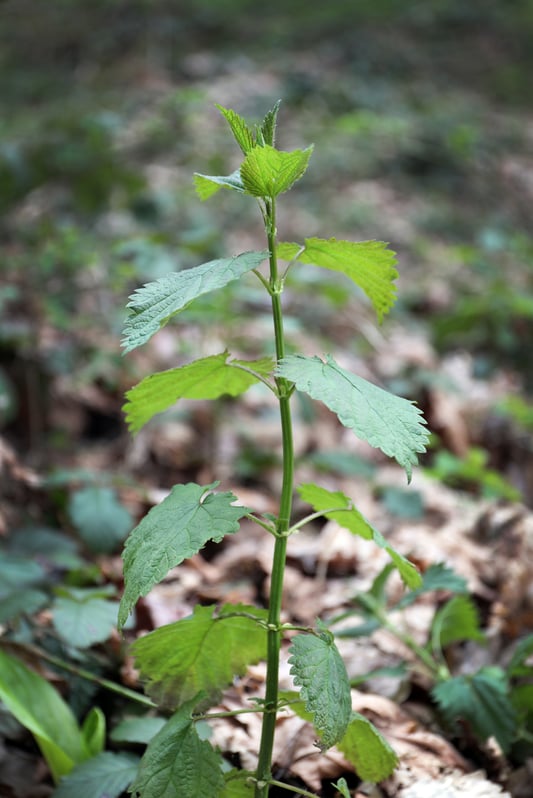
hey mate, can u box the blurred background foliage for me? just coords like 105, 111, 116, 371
1, 0, 533, 496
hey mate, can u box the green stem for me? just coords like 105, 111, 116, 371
255, 197, 295, 798
267, 780, 319, 798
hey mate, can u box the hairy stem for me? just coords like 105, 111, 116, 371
255, 198, 295, 798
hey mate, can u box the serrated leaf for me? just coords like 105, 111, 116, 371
277, 354, 428, 481
51, 752, 140, 798
432, 668, 517, 752
288, 629, 352, 749
122, 250, 268, 352
297, 483, 421, 589
68, 487, 133, 554
194, 169, 245, 200
0, 649, 88, 783
396, 562, 468, 609
216, 105, 255, 154
131, 604, 267, 708
124, 352, 274, 433
240, 144, 313, 198
129, 699, 224, 798
260, 100, 281, 146
337, 712, 398, 782
278, 238, 398, 322
431, 594, 484, 651
119, 483, 249, 628
52, 596, 119, 648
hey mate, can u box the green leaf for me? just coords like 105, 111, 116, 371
260, 100, 281, 146
507, 633, 533, 678
81, 707, 106, 757
110, 716, 167, 745
51, 752, 140, 798
288, 627, 352, 750
0, 588, 48, 623
194, 169, 245, 200
297, 483, 421, 589
52, 596, 119, 648
432, 667, 517, 753
396, 562, 468, 609
131, 604, 267, 708
122, 250, 268, 353
240, 145, 313, 198
119, 482, 249, 628
430, 594, 484, 650
129, 699, 225, 798
124, 352, 274, 433
0, 649, 88, 783
68, 486, 133, 554
220, 770, 256, 797
337, 712, 398, 782
277, 238, 398, 322
331, 777, 352, 798
216, 105, 255, 154
277, 354, 428, 481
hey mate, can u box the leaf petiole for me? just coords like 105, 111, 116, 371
286, 507, 351, 536
267, 779, 320, 798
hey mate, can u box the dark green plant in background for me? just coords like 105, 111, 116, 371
115, 102, 429, 798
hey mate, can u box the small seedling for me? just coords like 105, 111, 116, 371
118, 101, 429, 798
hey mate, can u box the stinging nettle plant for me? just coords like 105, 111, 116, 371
118, 101, 429, 798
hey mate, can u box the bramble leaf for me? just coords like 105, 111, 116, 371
118, 482, 249, 628
51, 752, 140, 798
216, 105, 255, 154
240, 144, 313, 198
277, 238, 398, 322
337, 713, 398, 782
124, 352, 274, 433
297, 483, 421, 589
288, 626, 352, 749
0, 649, 88, 783
431, 594, 485, 650
129, 699, 224, 798
122, 251, 268, 352
277, 354, 428, 481
131, 604, 267, 708
194, 169, 245, 200
432, 667, 517, 753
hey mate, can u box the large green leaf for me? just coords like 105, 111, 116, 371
124, 352, 274, 433
131, 604, 267, 708
240, 144, 313, 198
276, 354, 428, 481
0, 649, 88, 783
129, 699, 225, 798
52, 752, 140, 798
118, 482, 249, 628
297, 483, 421, 589
432, 667, 517, 753
278, 238, 398, 322
68, 486, 133, 554
288, 626, 352, 750
52, 595, 119, 648
122, 250, 268, 352
337, 713, 398, 782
